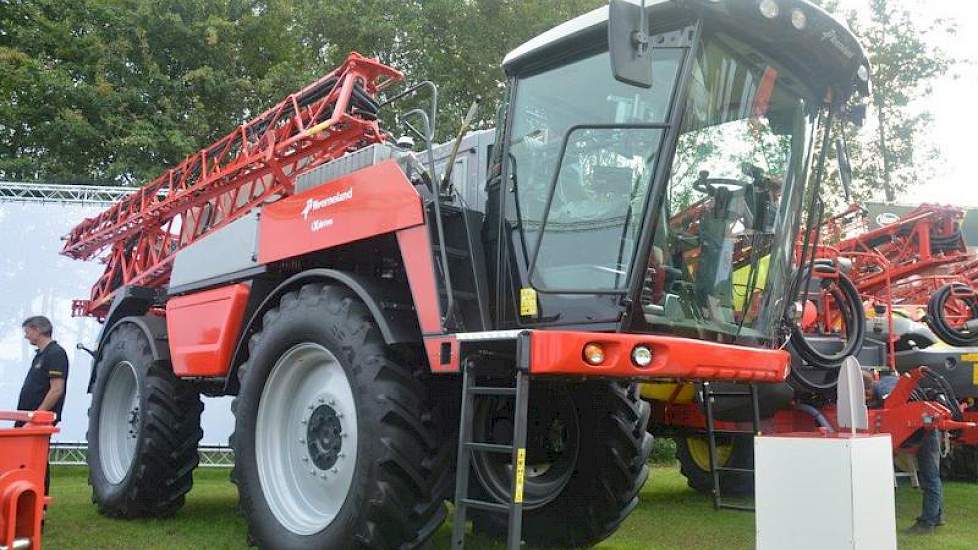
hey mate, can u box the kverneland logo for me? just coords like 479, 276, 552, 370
301, 188, 353, 220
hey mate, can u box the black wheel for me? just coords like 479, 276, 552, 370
87, 321, 203, 518
674, 435, 753, 496
230, 283, 451, 550
926, 283, 978, 347
470, 382, 651, 548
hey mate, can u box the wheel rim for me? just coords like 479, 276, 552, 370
686, 436, 733, 472
98, 361, 140, 484
256, 343, 358, 536
471, 385, 579, 510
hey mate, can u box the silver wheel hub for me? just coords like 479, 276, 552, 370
256, 343, 358, 536
98, 361, 140, 484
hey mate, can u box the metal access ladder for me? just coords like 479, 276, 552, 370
701, 382, 761, 511
451, 361, 530, 550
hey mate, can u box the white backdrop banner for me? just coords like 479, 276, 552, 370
0, 200, 233, 444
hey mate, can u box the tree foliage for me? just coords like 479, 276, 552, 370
0, 0, 603, 185
813, 0, 957, 203
1, 0, 956, 198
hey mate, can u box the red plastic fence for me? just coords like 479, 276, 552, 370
0, 410, 57, 550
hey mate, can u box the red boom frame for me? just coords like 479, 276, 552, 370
61, 53, 402, 317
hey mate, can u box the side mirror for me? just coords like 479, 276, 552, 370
835, 136, 853, 202
609, 0, 653, 88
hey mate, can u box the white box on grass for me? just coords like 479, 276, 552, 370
755, 433, 896, 550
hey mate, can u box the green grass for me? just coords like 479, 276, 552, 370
43, 465, 978, 550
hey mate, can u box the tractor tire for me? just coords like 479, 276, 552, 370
674, 434, 753, 497
470, 382, 651, 548
87, 322, 203, 518
230, 283, 451, 550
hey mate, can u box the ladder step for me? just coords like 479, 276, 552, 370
716, 466, 754, 474
468, 386, 517, 396
439, 288, 478, 300
718, 502, 755, 512
465, 442, 514, 454
459, 498, 510, 514
710, 429, 757, 436
433, 244, 470, 258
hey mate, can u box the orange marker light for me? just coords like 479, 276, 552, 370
583, 343, 605, 365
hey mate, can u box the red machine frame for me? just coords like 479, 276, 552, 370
62, 53, 403, 318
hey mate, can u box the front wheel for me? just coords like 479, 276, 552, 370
87, 321, 203, 518
470, 382, 652, 548
230, 283, 450, 549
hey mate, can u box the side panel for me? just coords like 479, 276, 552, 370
166, 283, 250, 378
397, 225, 442, 335
258, 160, 424, 264
170, 210, 260, 290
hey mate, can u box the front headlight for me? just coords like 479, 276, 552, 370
791, 9, 808, 30
759, 0, 780, 19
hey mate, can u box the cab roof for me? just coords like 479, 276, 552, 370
502, 0, 870, 103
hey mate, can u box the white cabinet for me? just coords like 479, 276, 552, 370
755, 434, 896, 550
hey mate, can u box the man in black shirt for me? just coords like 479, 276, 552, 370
16, 315, 69, 498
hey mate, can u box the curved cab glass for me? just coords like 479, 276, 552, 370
644, 34, 816, 343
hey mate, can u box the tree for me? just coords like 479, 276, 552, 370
0, 0, 606, 185
814, 0, 957, 203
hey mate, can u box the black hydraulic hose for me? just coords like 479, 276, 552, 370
792, 403, 835, 432
790, 264, 866, 368
922, 368, 965, 422
926, 283, 978, 347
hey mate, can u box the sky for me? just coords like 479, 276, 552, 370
837, 0, 978, 207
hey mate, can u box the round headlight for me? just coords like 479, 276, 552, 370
759, 0, 780, 19
583, 343, 605, 366
791, 9, 807, 30
632, 345, 653, 368
857, 65, 870, 82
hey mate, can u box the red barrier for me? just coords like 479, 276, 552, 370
0, 410, 57, 550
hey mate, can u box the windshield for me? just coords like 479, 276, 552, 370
507, 45, 684, 292
642, 34, 816, 343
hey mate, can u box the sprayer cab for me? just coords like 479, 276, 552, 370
487, 0, 870, 352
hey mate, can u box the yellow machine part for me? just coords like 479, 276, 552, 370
640, 382, 697, 404
732, 254, 770, 311
686, 436, 734, 471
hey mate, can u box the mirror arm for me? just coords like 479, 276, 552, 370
635, 0, 649, 57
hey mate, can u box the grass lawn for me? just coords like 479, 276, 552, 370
43, 464, 977, 549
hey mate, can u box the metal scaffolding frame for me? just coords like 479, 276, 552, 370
50, 443, 234, 468
0, 181, 139, 206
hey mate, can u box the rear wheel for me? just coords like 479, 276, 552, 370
470, 382, 651, 548
87, 322, 203, 518
674, 434, 753, 496
230, 283, 450, 549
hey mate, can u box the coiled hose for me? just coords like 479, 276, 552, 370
788, 264, 866, 393
926, 283, 978, 347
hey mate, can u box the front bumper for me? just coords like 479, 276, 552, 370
524, 331, 790, 382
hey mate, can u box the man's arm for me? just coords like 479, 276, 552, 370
37, 377, 66, 414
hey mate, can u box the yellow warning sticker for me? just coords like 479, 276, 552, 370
520, 288, 538, 318
514, 448, 526, 503
962, 353, 978, 362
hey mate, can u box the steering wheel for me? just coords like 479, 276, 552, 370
693, 171, 750, 195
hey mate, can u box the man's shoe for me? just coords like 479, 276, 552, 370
936, 517, 946, 527
907, 521, 936, 535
